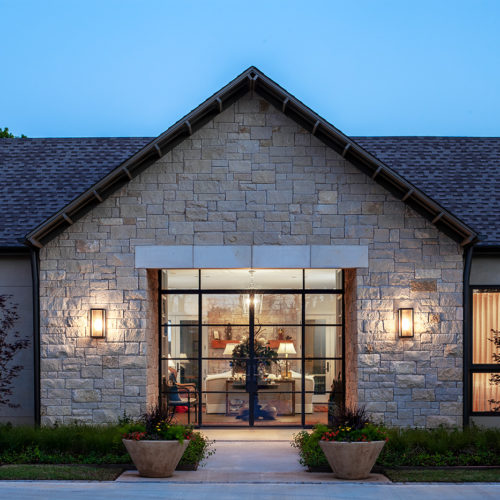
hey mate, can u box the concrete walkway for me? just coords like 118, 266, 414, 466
118, 429, 388, 483
2, 482, 500, 499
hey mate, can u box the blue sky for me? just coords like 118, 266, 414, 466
1, 0, 499, 137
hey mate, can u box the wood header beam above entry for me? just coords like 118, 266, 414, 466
134, 245, 369, 269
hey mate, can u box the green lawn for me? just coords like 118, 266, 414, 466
0, 464, 123, 481
384, 468, 500, 483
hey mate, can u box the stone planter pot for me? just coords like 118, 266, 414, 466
319, 440, 385, 480
123, 439, 189, 478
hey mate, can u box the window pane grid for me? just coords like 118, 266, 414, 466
160, 268, 345, 427
470, 288, 500, 415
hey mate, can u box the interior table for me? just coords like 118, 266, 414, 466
225, 380, 295, 416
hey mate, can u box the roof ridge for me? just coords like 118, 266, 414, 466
3, 135, 500, 141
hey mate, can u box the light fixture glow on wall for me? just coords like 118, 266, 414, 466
90, 309, 106, 338
398, 308, 414, 338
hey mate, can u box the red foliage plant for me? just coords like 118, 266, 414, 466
0, 295, 29, 408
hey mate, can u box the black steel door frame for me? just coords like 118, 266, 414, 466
158, 269, 345, 428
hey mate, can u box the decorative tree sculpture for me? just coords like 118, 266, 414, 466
231, 323, 278, 375
0, 295, 29, 408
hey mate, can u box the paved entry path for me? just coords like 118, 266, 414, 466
118, 428, 388, 483
118, 441, 388, 483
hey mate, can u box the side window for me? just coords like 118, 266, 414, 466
472, 289, 500, 412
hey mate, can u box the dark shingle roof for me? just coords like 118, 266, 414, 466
0, 138, 152, 247
1, 135, 499, 247
353, 137, 500, 245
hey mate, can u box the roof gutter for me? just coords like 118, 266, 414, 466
24, 66, 478, 248
0, 245, 31, 254
471, 245, 500, 255
30, 247, 41, 426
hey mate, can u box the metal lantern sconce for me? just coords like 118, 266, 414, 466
90, 309, 106, 338
398, 308, 414, 338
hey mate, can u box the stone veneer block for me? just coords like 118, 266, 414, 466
194, 246, 251, 268
252, 245, 310, 268
311, 245, 369, 268
136, 245, 193, 268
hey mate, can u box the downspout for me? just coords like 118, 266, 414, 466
462, 244, 474, 428
30, 247, 41, 426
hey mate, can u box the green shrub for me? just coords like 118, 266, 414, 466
379, 426, 500, 467
0, 422, 215, 467
178, 432, 215, 467
0, 423, 125, 459
291, 425, 329, 468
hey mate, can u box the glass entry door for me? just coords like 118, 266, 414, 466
160, 269, 344, 427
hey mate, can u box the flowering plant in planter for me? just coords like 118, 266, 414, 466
121, 406, 193, 477
120, 405, 192, 442
320, 423, 388, 443
123, 431, 147, 441
122, 423, 192, 442
318, 406, 389, 479
119, 406, 214, 476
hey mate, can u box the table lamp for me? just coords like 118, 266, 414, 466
277, 342, 296, 379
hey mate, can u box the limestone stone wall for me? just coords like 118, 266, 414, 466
39, 93, 463, 426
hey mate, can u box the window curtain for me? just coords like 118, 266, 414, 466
472, 291, 500, 364
472, 372, 500, 412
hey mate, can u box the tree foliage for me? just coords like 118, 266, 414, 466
0, 127, 26, 138
488, 328, 500, 412
0, 295, 29, 408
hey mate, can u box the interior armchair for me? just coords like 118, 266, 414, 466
162, 367, 198, 424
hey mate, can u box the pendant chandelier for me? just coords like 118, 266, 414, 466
242, 269, 263, 314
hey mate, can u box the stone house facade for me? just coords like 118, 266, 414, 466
1, 67, 499, 428
38, 92, 463, 427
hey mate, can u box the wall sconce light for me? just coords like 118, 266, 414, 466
90, 309, 106, 338
398, 308, 414, 338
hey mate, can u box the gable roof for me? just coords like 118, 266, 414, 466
0, 66, 494, 249
0, 137, 151, 247
353, 137, 500, 246
2, 135, 498, 248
